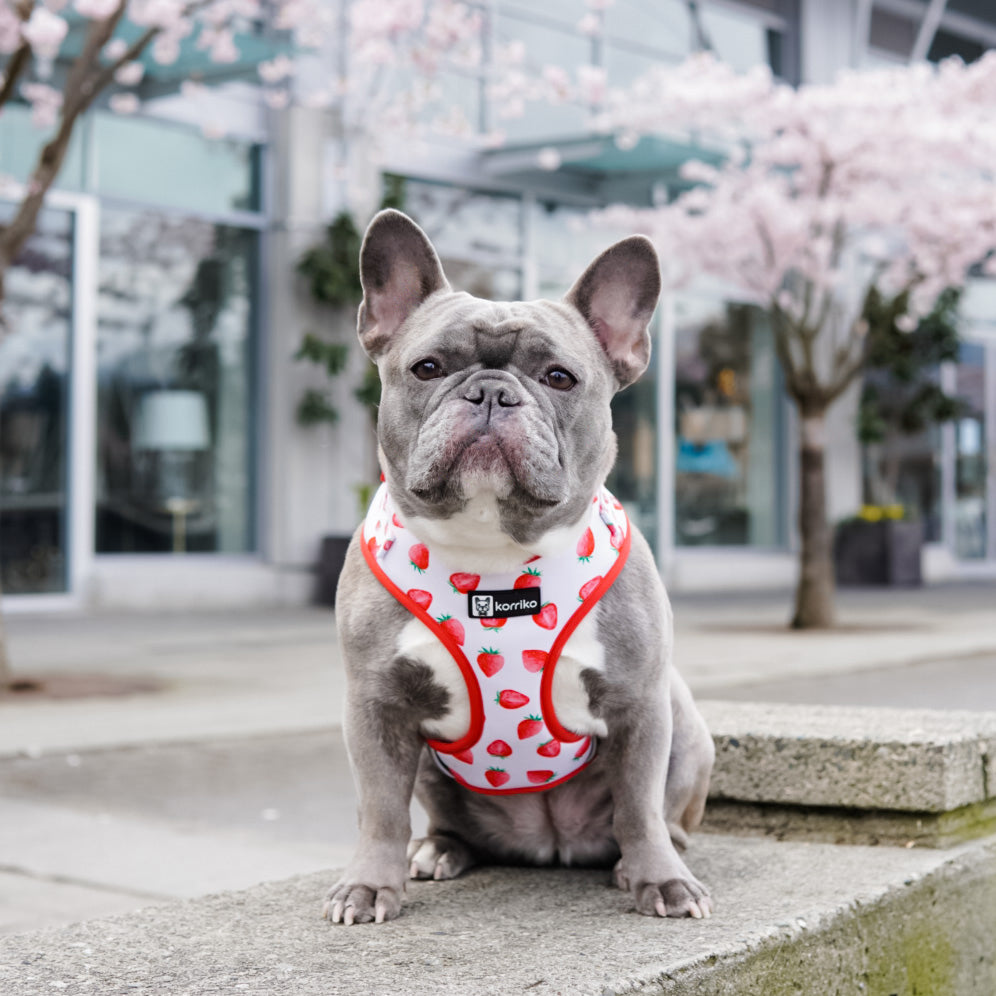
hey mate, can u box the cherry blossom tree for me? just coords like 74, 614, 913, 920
594, 52, 996, 628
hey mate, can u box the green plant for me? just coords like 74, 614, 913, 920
293, 176, 404, 428
857, 287, 964, 507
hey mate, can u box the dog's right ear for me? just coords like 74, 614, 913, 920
357, 209, 449, 358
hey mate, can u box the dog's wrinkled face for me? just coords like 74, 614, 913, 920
357, 210, 661, 546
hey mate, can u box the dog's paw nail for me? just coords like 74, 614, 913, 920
654, 896, 666, 917
689, 903, 703, 919
375, 901, 388, 924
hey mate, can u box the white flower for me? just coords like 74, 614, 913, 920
75, 0, 122, 18
109, 92, 140, 114
21, 7, 68, 60
114, 61, 145, 86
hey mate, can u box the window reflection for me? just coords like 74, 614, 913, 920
954, 343, 987, 559
95, 210, 255, 554
403, 181, 522, 299
0, 207, 72, 592
674, 298, 783, 547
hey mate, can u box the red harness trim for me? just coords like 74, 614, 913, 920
360, 528, 485, 755
360, 511, 632, 755
434, 739, 596, 796
540, 520, 632, 743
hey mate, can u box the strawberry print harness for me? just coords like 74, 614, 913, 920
361, 482, 631, 795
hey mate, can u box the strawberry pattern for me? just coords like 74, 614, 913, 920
361, 481, 630, 794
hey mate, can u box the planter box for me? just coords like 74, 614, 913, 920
313, 534, 352, 607
834, 518, 923, 587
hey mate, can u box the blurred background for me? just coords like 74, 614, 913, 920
2, 0, 994, 610
1, 0, 995, 942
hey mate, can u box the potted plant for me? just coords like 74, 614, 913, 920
295, 180, 402, 604
835, 288, 963, 587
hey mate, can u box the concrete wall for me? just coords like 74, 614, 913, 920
262, 106, 378, 577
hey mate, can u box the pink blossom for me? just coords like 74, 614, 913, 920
576, 64, 606, 106
576, 13, 600, 37
114, 61, 145, 86
74, 0, 121, 18
109, 92, 140, 115
21, 82, 63, 129
0, 4, 22, 55
593, 53, 996, 331
21, 7, 68, 60
258, 54, 294, 84
103, 38, 129, 61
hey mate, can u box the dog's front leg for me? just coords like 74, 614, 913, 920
325, 660, 434, 925
607, 674, 713, 919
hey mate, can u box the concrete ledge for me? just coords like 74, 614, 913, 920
701, 701, 996, 822
1, 833, 994, 995
702, 797, 996, 848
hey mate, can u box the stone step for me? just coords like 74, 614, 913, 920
1, 833, 993, 996
700, 701, 996, 846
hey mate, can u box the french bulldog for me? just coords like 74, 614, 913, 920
325, 209, 714, 925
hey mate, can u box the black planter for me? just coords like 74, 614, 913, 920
834, 519, 923, 587
314, 535, 352, 607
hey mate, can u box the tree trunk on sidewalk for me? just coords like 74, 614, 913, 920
0, 575, 12, 694
791, 407, 835, 629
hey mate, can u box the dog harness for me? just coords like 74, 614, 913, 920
361, 482, 631, 795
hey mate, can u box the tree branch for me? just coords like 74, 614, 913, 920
0, 42, 31, 111
770, 301, 805, 402
825, 324, 870, 404
0, 3, 158, 274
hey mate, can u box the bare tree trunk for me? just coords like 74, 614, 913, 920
791, 407, 836, 629
0, 579, 12, 694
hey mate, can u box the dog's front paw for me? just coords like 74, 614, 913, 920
613, 857, 713, 919
323, 876, 403, 925
407, 834, 476, 881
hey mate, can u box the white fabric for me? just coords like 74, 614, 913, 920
362, 483, 629, 794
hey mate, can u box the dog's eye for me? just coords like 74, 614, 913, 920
411, 359, 445, 381
541, 368, 576, 391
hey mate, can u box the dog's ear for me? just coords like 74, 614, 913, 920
357, 210, 449, 358
565, 236, 661, 389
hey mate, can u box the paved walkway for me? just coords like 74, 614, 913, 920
0, 582, 993, 935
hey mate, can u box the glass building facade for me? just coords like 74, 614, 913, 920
2, 0, 996, 603
1, 106, 262, 597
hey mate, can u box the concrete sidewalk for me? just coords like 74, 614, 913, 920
0, 582, 994, 939
2, 582, 994, 758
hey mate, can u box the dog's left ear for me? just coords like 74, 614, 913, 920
565, 236, 661, 389
357, 209, 450, 358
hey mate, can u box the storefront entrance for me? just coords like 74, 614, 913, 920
1, 194, 97, 604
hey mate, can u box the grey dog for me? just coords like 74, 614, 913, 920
325, 209, 714, 924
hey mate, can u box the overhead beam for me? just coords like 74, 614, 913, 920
911, 0, 949, 61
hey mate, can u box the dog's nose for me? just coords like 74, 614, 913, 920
463, 381, 522, 409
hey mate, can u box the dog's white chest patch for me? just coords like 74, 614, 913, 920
397, 612, 608, 744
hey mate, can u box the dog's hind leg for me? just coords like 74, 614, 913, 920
664, 668, 714, 850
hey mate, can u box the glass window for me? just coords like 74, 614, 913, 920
699, 5, 771, 72
402, 180, 522, 298
0, 104, 85, 191
531, 200, 635, 299
604, 1, 690, 53
499, 1, 588, 28
92, 113, 260, 214
861, 364, 944, 542
95, 209, 256, 555
0, 205, 73, 593
608, 357, 660, 551
673, 295, 784, 547
954, 343, 987, 559
492, 14, 589, 142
